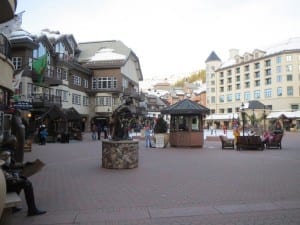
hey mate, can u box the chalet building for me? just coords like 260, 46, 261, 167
4, 24, 144, 139
77, 40, 144, 128
0, 0, 18, 141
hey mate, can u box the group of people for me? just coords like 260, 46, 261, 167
90, 123, 108, 140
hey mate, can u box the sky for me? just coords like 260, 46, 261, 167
16, 0, 300, 85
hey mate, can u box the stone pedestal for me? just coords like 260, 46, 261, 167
102, 140, 138, 169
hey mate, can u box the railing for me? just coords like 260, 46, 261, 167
31, 93, 62, 106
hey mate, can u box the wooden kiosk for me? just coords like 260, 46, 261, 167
161, 99, 209, 147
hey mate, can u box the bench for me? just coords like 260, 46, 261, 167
219, 135, 234, 149
266, 134, 283, 149
236, 136, 264, 151
4, 192, 22, 208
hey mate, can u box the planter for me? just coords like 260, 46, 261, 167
154, 133, 169, 148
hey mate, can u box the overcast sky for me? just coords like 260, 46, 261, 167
17, 0, 299, 83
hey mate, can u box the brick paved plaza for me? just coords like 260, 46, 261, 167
1, 132, 300, 225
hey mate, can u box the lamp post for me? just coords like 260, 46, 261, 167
263, 106, 266, 132
241, 102, 245, 136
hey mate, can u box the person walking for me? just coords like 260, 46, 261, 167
91, 123, 97, 140
96, 123, 102, 140
144, 125, 151, 148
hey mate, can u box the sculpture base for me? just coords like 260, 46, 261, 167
102, 140, 138, 169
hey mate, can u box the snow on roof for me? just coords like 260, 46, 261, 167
88, 48, 126, 61
264, 37, 300, 55
220, 37, 300, 69
205, 113, 239, 120
267, 111, 300, 119
9, 29, 33, 41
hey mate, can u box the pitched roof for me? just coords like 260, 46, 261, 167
161, 99, 209, 115
243, 100, 265, 110
205, 51, 221, 63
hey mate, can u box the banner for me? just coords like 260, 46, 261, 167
33, 54, 47, 83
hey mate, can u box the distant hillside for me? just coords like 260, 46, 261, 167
173, 70, 206, 87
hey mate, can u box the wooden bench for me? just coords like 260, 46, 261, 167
236, 136, 264, 151
266, 134, 283, 149
4, 192, 22, 209
219, 135, 234, 149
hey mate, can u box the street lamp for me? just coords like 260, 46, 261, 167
263, 106, 266, 132
241, 102, 245, 136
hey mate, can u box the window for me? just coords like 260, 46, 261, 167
265, 78, 272, 85
291, 104, 299, 111
227, 85, 232, 91
92, 77, 117, 89
72, 94, 81, 105
287, 86, 293, 96
244, 65, 249, 72
265, 68, 271, 76
227, 94, 232, 102
254, 63, 260, 70
254, 90, 260, 99
83, 79, 88, 88
92, 78, 97, 89
83, 96, 89, 106
236, 76, 240, 82
191, 116, 200, 131
12, 57, 22, 69
220, 79, 224, 85
286, 55, 292, 61
95, 96, 111, 106
211, 88, 215, 93
73, 75, 81, 86
244, 92, 250, 100
276, 75, 282, 82
227, 77, 232, 83
264, 89, 272, 98
245, 81, 250, 88
236, 83, 240, 90
244, 73, 250, 80
265, 59, 271, 67
277, 87, 282, 96
227, 70, 232, 76
56, 89, 68, 102
255, 71, 260, 78
219, 95, 224, 103
276, 66, 281, 73
62, 70, 68, 80
211, 96, 215, 103
287, 74, 293, 81
276, 56, 281, 64
210, 80, 215, 85
220, 87, 224, 92
286, 65, 293, 72
255, 80, 260, 87
235, 93, 241, 101
236, 67, 240, 74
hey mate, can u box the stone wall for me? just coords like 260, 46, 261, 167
102, 140, 138, 169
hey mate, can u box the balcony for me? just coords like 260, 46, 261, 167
31, 93, 62, 108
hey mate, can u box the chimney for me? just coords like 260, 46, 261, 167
229, 49, 239, 59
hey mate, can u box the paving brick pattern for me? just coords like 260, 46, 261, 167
1, 132, 300, 225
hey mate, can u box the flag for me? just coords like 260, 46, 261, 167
12, 70, 24, 90
33, 54, 47, 83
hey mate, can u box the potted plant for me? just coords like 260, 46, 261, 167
153, 116, 169, 148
